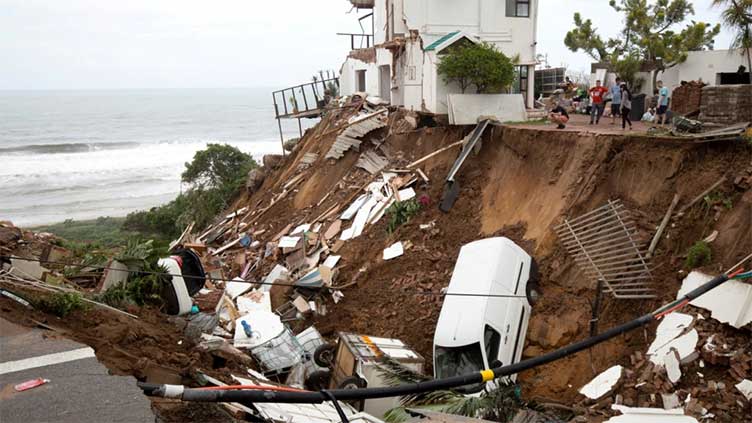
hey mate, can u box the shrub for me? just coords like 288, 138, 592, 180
38, 292, 89, 317
686, 241, 712, 268
96, 261, 170, 308
437, 42, 516, 93
386, 199, 422, 234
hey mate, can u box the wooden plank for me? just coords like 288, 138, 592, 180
677, 176, 726, 215
647, 194, 680, 258
406, 140, 464, 169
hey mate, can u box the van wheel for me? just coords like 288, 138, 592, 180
313, 343, 336, 368
304, 370, 331, 391
337, 376, 367, 390
526, 282, 541, 306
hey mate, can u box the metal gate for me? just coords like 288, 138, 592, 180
555, 199, 655, 299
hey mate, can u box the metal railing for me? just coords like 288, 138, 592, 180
337, 32, 374, 50
272, 76, 339, 120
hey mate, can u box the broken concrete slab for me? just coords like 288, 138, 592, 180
607, 405, 699, 422
237, 290, 272, 314
98, 259, 130, 292
677, 271, 752, 329
665, 350, 682, 384
736, 379, 752, 401
580, 365, 623, 400
9, 258, 49, 280
225, 279, 253, 299
324, 220, 342, 241
383, 242, 404, 261
648, 312, 698, 367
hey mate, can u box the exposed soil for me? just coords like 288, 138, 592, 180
2, 107, 750, 421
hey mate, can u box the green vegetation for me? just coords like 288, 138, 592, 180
96, 261, 170, 308
124, 143, 258, 237
37, 292, 89, 317
565, 0, 720, 88
437, 42, 516, 94
712, 0, 752, 83
686, 240, 713, 268
386, 199, 423, 234
704, 190, 734, 211
33, 217, 141, 247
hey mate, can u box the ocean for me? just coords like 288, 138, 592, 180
0, 88, 315, 227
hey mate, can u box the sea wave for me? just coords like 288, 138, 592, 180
0, 141, 141, 155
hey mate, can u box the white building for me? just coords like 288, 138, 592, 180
339, 0, 538, 114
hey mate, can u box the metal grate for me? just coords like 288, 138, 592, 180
555, 199, 655, 299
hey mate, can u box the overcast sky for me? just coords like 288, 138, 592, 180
0, 0, 735, 90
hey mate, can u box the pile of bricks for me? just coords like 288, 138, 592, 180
671, 81, 705, 116
699, 84, 752, 124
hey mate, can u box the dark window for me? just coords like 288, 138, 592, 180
484, 325, 501, 364
516, 0, 530, 17
435, 343, 485, 393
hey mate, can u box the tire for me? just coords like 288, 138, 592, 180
304, 370, 331, 391
337, 376, 367, 390
313, 343, 336, 368
526, 282, 541, 306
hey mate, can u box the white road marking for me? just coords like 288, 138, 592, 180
0, 347, 96, 375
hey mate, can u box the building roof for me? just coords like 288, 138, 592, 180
424, 30, 479, 53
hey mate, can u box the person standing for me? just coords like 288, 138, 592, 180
610, 77, 622, 125
589, 80, 608, 125
620, 83, 633, 130
656, 80, 670, 125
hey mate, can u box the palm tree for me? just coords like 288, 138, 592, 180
713, 0, 752, 83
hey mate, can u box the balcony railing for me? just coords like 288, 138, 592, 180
337, 32, 375, 50
272, 76, 340, 120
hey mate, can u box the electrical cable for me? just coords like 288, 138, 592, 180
0, 255, 527, 300
138, 272, 732, 405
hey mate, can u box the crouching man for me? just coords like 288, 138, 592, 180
549, 102, 570, 129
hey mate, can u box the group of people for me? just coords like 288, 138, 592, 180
548, 78, 671, 130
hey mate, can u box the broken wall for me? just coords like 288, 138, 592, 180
699, 84, 752, 124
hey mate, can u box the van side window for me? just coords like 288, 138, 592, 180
484, 325, 501, 365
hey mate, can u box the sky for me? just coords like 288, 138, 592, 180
0, 0, 736, 90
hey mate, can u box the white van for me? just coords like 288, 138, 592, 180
433, 237, 539, 392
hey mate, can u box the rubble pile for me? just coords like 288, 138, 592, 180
670, 81, 705, 116
699, 84, 752, 124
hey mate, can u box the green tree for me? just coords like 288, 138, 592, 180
437, 42, 516, 94
713, 0, 752, 83
565, 1, 721, 89
182, 143, 258, 192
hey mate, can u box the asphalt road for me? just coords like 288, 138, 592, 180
0, 317, 154, 423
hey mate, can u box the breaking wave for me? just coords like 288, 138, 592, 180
0, 141, 140, 155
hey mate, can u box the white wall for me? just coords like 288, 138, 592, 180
340, 48, 393, 98
402, 0, 538, 64
656, 49, 750, 92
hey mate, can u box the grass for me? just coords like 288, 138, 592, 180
686, 240, 712, 268
503, 118, 548, 125
386, 199, 422, 234
32, 216, 171, 249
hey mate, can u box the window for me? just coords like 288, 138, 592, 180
516, 0, 530, 17
484, 325, 501, 365
435, 343, 485, 393
356, 70, 367, 92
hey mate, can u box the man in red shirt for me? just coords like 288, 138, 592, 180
589, 80, 608, 125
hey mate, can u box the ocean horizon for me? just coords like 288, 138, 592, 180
0, 87, 317, 227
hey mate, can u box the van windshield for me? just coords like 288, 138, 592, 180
435, 343, 485, 379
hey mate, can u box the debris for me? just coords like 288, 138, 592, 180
736, 379, 752, 401
677, 271, 752, 329
607, 405, 698, 422
9, 258, 49, 281
647, 313, 698, 367
580, 365, 623, 400
677, 176, 726, 215
341, 194, 369, 220
299, 152, 318, 168
332, 290, 344, 304
0, 289, 31, 307
397, 187, 416, 201
14, 378, 50, 392
279, 236, 302, 249
406, 140, 464, 169
233, 310, 285, 349
236, 290, 271, 314
323, 220, 342, 241
356, 150, 389, 174
325, 110, 388, 160
246, 168, 266, 194
383, 242, 404, 261
323, 255, 341, 268
212, 236, 243, 256
665, 350, 682, 384
419, 221, 436, 230
224, 279, 252, 299
661, 393, 681, 410
291, 224, 311, 235
293, 296, 311, 314
263, 264, 289, 289
647, 194, 680, 258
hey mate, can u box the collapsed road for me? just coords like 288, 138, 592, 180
1, 95, 751, 422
